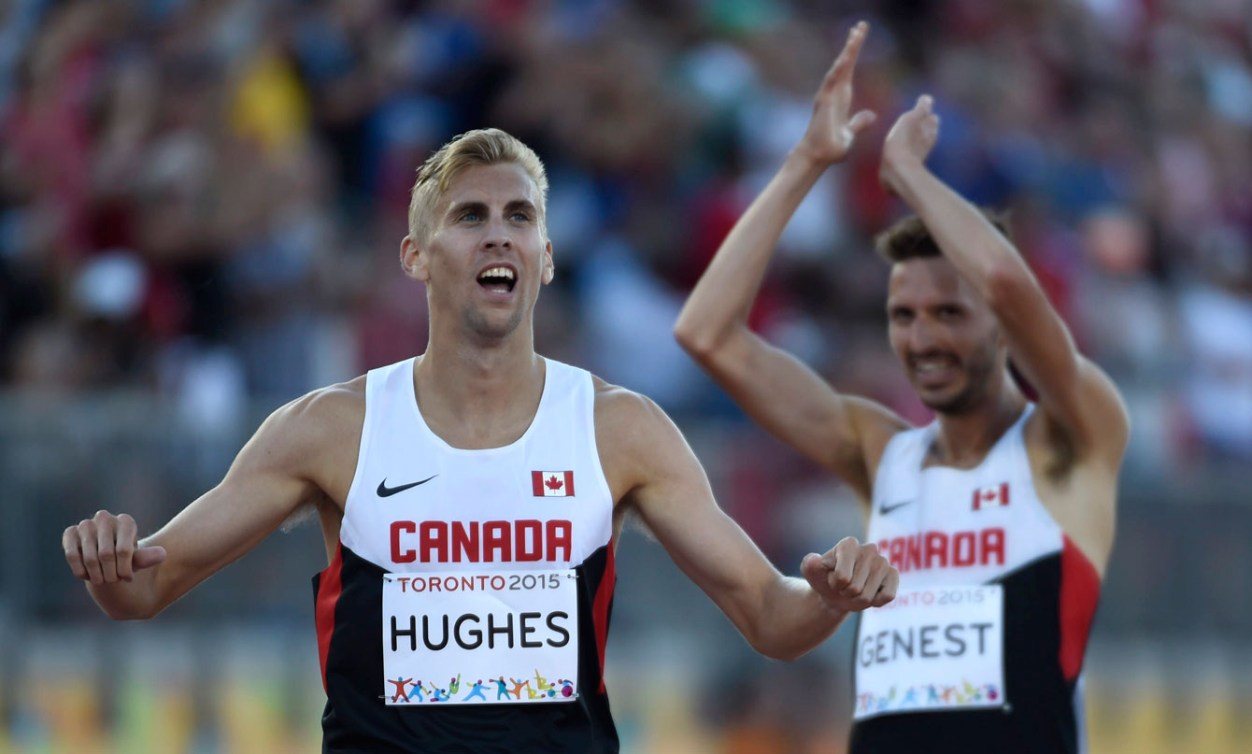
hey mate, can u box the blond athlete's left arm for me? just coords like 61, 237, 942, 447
594, 380, 897, 661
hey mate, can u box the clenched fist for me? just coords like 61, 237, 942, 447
801, 536, 898, 613
63, 510, 167, 584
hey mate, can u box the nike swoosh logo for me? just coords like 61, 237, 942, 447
377, 475, 438, 497
879, 499, 915, 515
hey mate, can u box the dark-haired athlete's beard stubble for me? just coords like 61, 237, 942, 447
914, 334, 1001, 416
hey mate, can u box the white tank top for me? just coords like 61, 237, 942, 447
867, 405, 1061, 585
340, 356, 614, 572
853, 405, 1100, 748
313, 357, 623, 745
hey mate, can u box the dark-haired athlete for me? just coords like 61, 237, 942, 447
676, 22, 1128, 754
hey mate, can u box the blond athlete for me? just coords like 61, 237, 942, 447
64, 127, 897, 753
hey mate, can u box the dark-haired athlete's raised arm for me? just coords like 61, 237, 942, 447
674, 21, 905, 504
877, 95, 1129, 572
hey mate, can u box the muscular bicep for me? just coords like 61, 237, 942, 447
143, 389, 356, 612
602, 389, 782, 636
691, 328, 905, 498
145, 453, 316, 609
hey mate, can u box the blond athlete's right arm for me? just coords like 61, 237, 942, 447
674, 22, 904, 502
63, 383, 361, 619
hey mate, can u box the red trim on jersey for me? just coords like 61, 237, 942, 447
316, 543, 344, 693
592, 539, 617, 693
1058, 535, 1100, 681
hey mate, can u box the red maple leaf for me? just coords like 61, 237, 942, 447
545, 475, 564, 491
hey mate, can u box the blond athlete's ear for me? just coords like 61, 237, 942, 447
542, 241, 555, 284
400, 235, 430, 282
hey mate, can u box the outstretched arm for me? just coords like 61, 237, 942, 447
674, 22, 905, 501
877, 96, 1130, 466
63, 385, 360, 619
598, 384, 897, 661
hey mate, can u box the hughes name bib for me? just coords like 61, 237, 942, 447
381, 569, 580, 706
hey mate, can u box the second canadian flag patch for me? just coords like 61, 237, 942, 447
532, 470, 575, 497
972, 482, 1010, 510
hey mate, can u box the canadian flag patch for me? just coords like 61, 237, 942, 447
972, 482, 1010, 510
532, 470, 575, 497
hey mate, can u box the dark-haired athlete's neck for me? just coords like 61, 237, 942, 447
927, 377, 1027, 469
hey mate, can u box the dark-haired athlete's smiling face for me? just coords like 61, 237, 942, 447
886, 256, 1003, 415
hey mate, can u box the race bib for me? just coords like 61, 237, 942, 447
854, 584, 1006, 720
381, 570, 579, 706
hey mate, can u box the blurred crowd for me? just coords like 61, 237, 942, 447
1, 0, 1250, 465
2, 4, 1251, 750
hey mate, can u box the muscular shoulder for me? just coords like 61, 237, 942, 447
240, 377, 366, 494
591, 377, 689, 503
288, 376, 367, 429
592, 376, 668, 437
272, 377, 365, 444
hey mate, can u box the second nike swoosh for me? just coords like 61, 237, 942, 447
879, 500, 915, 515
377, 475, 438, 497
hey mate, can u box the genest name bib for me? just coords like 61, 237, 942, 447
855, 584, 1007, 720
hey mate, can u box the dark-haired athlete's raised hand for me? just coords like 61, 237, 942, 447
795, 20, 878, 167
880, 93, 941, 196
64, 510, 167, 584
675, 18, 909, 506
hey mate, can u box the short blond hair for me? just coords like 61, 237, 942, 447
407, 128, 549, 244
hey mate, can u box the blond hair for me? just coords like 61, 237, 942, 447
407, 128, 549, 244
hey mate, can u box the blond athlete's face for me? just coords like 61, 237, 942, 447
403, 162, 554, 341
886, 256, 1004, 415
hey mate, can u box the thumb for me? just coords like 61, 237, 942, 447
801, 553, 842, 605
848, 109, 877, 135
133, 545, 167, 570
800, 553, 831, 587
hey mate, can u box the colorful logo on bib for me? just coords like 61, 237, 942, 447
856, 680, 1002, 716
532, 471, 575, 497
387, 669, 574, 704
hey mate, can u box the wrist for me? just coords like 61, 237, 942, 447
788, 144, 837, 174
880, 155, 926, 197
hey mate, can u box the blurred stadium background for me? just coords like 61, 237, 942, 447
2, 0, 1251, 752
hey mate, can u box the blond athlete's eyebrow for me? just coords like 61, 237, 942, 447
444, 200, 486, 218
502, 199, 538, 217
444, 199, 537, 219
